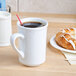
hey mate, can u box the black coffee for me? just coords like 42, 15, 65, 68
21, 22, 44, 28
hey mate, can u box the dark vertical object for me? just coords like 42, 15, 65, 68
8, 5, 11, 13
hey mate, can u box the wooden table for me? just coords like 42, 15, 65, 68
0, 12, 76, 76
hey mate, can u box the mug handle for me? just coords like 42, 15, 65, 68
10, 33, 24, 58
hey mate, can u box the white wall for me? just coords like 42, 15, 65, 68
6, 0, 76, 14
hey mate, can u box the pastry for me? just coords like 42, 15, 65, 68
55, 28, 76, 50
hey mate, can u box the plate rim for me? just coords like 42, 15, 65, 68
50, 36, 76, 53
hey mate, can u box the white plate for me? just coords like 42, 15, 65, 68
50, 36, 76, 53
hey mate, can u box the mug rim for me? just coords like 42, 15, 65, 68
0, 11, 11, 19
17, 17, 48, 30
0, 11, 10, 15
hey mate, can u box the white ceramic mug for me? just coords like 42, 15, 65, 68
0, 11, 12, 46
10, 18, 48, 66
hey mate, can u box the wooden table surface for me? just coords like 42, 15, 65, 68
1, 12, 76, 76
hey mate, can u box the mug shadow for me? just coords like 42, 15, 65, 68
0, 50, 42, 68
0, 54, 20, 67
0, 42, 63, 68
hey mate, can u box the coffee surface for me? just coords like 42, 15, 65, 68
21, 22, 44, 28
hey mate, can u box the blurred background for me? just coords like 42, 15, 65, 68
6, 0, 76, 14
